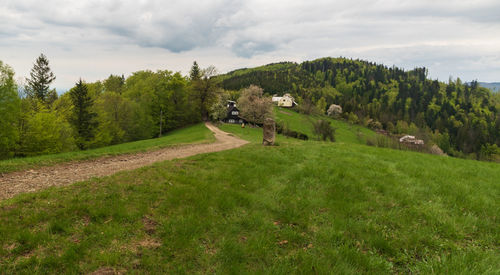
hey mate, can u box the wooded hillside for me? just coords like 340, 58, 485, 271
218, 58, 500, 159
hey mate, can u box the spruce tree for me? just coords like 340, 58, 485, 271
190, 61, 201, 81
69, 79, 97, 149
26, 53, 56, 103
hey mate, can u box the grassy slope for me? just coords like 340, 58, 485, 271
0, 123, 214, 174
274, 107, 377, 144
1, 123, 498, 274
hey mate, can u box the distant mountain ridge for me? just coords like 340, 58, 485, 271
479, 82, 500, 92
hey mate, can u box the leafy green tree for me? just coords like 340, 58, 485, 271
191, 65, 218, 120
18, 102, 75, 156
316, 97, 327, 114
0, 61, 20, 159
104, 74, 125, 94
93, 92, 128, 145
209, 90, 231, 121
69, 79, 97, 149
347, 112, 359, 124
26, 53, 56, 103
396, 120, 409, 134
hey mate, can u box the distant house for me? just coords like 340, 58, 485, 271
223, 101, 246, 124
272, 93, 297, 108
399, 135, 424, 145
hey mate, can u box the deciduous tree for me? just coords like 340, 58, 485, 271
0, 61, 20, 158
237, 85, 273, 124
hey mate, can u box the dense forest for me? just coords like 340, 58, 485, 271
0, 57, 217, 159
218, 58, 500, 160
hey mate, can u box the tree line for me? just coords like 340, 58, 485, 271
2, 55, 499, 161
218, 57, 500, 160
0, 56, 220, 159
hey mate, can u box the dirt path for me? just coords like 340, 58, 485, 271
0, 123, 249, 201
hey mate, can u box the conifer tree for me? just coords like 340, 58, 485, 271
190, 61, 201, 81
26, 53, 56, 103
69, 79, 97, 149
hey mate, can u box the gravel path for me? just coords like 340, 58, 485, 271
0, 123, 248, 201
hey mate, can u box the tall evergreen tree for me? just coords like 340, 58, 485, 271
69, 79, 97, 149
26, 53, 56, 103
190, 61, 201, 81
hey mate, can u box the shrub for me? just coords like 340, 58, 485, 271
312, 119, 335, 141
276, 121, 309, 140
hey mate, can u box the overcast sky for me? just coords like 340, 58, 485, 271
2, 0, 499, 91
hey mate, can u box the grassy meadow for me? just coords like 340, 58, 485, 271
0, 123, 214, 174
273, 107, 377, 144
1, 121, 499, 274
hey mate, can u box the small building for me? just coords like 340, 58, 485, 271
272, 93, 296, 108
223, 101, 246, 124
399, 135, 424, 145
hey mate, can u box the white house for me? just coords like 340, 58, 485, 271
272, 93, 296, 108
399, 135, 424, 145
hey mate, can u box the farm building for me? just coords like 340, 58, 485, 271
272, 93, 297, 108
399, 135, 424, 145
223, 101, 246, 124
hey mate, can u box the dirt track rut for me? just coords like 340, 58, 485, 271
0, 123, 248, 201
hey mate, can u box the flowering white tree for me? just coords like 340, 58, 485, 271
237, 85, 273, 124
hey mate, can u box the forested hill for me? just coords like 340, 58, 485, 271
217, 57, 500, 159
479, 82, 500, 93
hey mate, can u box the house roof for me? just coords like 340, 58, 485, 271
227, 105, 239, 112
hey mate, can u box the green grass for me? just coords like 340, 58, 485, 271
0, 123, 214, 174
1, 125, 498, 274
274, 107, 377, 144
218, 123, 292, 144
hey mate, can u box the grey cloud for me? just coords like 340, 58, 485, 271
232, 40, 277, 58
4, 0, 246, 52
1, 0, 499, 88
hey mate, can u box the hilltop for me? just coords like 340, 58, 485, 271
216, 57, 500, 160
479, 82, 500, 93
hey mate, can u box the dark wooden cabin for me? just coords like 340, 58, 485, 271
223, 101, 246, 124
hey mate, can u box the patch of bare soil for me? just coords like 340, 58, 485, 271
0, 123, 248, 201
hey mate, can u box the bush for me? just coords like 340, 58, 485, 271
276, 121, 309, 140
312, 120, 335, 141
347, 112, 359, 124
